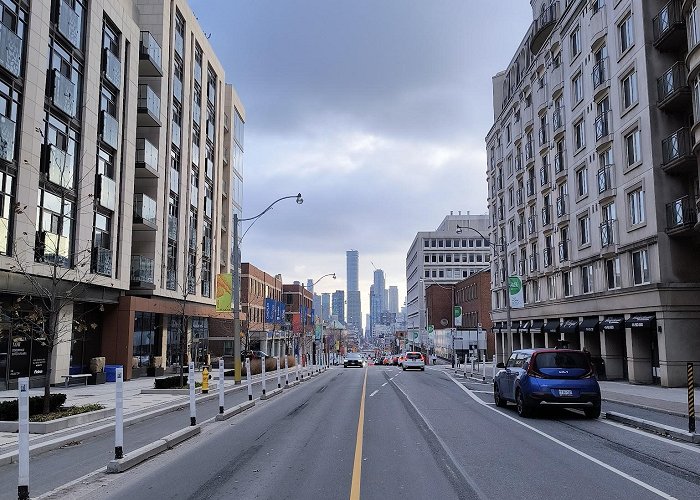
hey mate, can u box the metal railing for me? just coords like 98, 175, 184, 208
131, 255, 155, 283
666, 196, 697, 230
657, 62, 688, 104
592, 58, 608, 89
597, 164, 613, 193
595, 110, 612, 140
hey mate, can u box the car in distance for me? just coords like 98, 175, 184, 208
344, 353, 365, 368
493, 349, 601, 419
402, 352, 425, 371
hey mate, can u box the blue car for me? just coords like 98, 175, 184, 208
493, 349, 601, 419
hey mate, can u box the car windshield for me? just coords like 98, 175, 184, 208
534, 352, 590, 370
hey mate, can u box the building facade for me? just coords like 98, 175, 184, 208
283, 282, 313, 359
388, 285, 399, 314
346, 249, 361, 335
331, 289, 345, 324
405, 212, 490, 347
486, 0, 700, 386
0, 0, 244, 387
239, 262, 283, 355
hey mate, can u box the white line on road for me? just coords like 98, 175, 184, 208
470, 390, 492, 394
369, 390, 379, 397
447, 374, 676, 500
601, 419, 700, 455
381, 383, 387, 387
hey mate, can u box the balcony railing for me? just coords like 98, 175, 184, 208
542, 205, 552, 226
666, 195, 698, 233
516, 188, 524, 206
592, 58, 608, 90
130, 255, 155, 284
46, 145, 73, 189
100, 111, 119, 150
540, 165, 549, 186
169, 167, 180, 194
661, 127, 694, 172
0, 23, 22, 77
657, 62, 689, 109
543, 247, 553, 268
134, 193, 157, 227
137, 84, 161, 127
515, 153, 523, 171
530, 2, 559, 54
554, 150, 565, 174
52, 70, 77, 118
205, 157, 214, 179
529, 253, 539, 273
526, 178, 535, 197
58, 0, 81, 49
518, 259, 526, 276
0, 116, 16, 162
136, 138, 158, 174
594, 110, 612, 141
92, 247, 112, 276
552, 107, 565, 132
168, 215, 178, 241
597, 164, 613, 193
517, 224, 525, 240
600, 219, 617, 247
139, 31, 163, 76
538, 126, 548, 146
525, 140, 534, 161
527, 216, 537, 235
497, 206, 504, 221
556, 196, 567, 217
558, 240, 569, 262
103, 49, 121, 89
97, 174, 116, 212
652, 0, 686, 51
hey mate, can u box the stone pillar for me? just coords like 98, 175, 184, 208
50, 301, 74, 385
626, 326, 653, 384
601, 329, 624, 380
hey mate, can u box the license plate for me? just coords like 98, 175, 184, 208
558, 389, 573, 396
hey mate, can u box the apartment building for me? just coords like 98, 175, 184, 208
283, 282, 314, 359
486, 0, 700, 386
405, 212, 490, 347
0, 0, 244, 387
239, 263, 283, 356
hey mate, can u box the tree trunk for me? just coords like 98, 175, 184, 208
43, 344, 53, 414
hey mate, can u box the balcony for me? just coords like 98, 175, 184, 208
518, 259, 526, 276
666, 196, 698, 235
543, 247, 553, 268
592, 58, 609, 93
136, 138, 159, 177
137, 84, 161, 127
552, 107, 565, 135
202, 236, 212, 259
516, 188, 524, 206
558, 240, 569, 263
169, 167, 180, 193
515, 153, 523, 172
52, 70, 76, 118
0, 116, 16, 162
497, 206, 504, 221
529, 253, 539, 273
517, 224, 525, 240
657, 62, 690, 111
221, 178, 229, 198
527, 215, 537, 235
100, 111, 119, 150
173, 76, 182, 103
652, 0, 686, 52
45, 144, 73, 189
130, 255, 156, 290
594, 110, 612, 142
526, 178, 536, 198
58, 0, 81, 49
171, 121, 181, 146
542, 205, 552, 227
597, 164, 615, 199
39, 231, 69, 267
103, 49, 121, 89
554, 150, 566, 176
92, 247, 112, 277
525, 141, 535, 164
538, 126, 549, 148
139, 32, 163, 77
96, 174, 116, 212
133, 193, 157, 230
530, 2, 559, 54
661, 128, 696, 174
205, 157, 214, 179
167, 215, 178, 241
540, 165, 550, 186
0, 23, 22, 77
221, 214, 228, 231
556, 196, 568, 218
600, 219, 617, 249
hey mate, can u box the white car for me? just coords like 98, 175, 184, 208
402, 352, 425, 371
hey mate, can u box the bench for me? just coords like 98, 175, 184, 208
62, 374, 92, 388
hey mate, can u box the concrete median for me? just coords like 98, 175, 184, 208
605, 411, 700, 444
215, 400, 255, 421
260, 388, 283, 400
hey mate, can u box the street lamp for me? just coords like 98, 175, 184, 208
303, 273, 336, 365
233, 193, 303, 384
456, 223, 511, 363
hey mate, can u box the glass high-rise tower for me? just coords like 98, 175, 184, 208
346, 250, 361, 335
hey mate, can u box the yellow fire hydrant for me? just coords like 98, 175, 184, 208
202, 367, 209, 394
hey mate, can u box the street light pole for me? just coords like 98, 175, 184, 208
233, 194, 303, 384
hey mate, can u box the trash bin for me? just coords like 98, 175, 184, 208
105, 365, 122, 382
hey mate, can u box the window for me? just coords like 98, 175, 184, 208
572, 73, 583, 104
628, 188, 645, 225
619, 14, 634, 54
570, 27, 581, 59
606, 257, 621, 290
563, 271, 572, 297
547, 275, 557, 300
579, 214, 590, 245
621, 71, 638, 109
593, 0, 605, 13
574, 119, 585, 151
690, 1, 700, 50
576, 166, 587, 197
632, 249, 650, 285
581, 265, 593, 293
625, 129, 641, 166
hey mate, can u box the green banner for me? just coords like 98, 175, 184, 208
215, 273, 232, 312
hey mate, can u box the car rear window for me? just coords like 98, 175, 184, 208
534, 352, 589, 370
347, 354, 361, 359
407, 353, 422, 359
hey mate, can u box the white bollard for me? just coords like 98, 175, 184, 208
261, 356, 267, 396
246, 358, 253, 401
219, 361, 225, 414
492, 355, 497, 380
115, 367, 124, 459
188, 361, 196, 426
482, 354, 487, 380
276, 356, 281, 389
285, 356, 289, 387
18, 377, 29, 500
296, 355, 300, 381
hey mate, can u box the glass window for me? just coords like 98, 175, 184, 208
625, 129, 641, 166
576, 166, 587, 197
619, 14, 634, 53
606, 257, 621, 289
570, 27, 581, 58
628, 188, 645, 225
581, 265, 593, 293
572, 73, 583, 103
563, 271, 572, 297
622, 71, 638, 109
579, 214, 590, 245
574, 119, 585, 150
632, 249, 650, 284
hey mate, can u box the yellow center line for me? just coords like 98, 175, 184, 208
349, 367, 368, 500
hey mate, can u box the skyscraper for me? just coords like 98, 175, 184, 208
321, 293, 331, 322
388, 286, 399, 314
332, 290, 345, 324
346, 250, 361, 334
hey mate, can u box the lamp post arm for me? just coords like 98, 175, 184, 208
239, 194, 302, 223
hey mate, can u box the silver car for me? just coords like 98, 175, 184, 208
402, 352, 425, 371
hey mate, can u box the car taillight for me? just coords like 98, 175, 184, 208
420, 355, 425, 362
527, 353, 544, 378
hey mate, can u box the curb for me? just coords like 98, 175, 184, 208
601, 396, 692, 418
214, 400, 255, 421
260, 388, 283, 400
106, 425, 201, 473
605, 411, 700, 444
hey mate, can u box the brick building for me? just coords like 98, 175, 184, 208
454, 269, 493, 357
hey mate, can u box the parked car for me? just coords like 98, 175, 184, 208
402, 352, 425, 371
344, 353, 365, 368
493, 349, 601, 419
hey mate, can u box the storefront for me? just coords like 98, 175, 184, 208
626, 313, 658, 385
0, 320, 48, 390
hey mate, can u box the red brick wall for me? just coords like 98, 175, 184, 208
425, 284, 454, 329
454, 270, 494, 356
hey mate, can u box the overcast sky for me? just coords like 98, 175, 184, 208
189, 0, 532, 323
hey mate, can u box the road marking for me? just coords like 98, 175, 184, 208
470, 390, 492, 394
350, 368, 368, 500
369, 390, 379, 397
447, 375, 676, 500
601, 419, 700, 454
381, 382, 387, 387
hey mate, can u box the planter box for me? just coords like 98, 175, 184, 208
131, 366, 147, 379
0, 407, 114, 434
89, 372, 106, 385
147, 366, 165, 377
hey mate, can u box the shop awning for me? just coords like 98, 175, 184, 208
528, 319, 544, 334
560, 319, 579, 334
580, 317, 599, 334
626, 314, 656, 329
544, 319, 560, 334
600, 316, 624, 333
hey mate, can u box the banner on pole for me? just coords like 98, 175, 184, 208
509, 276, 524, 308
454, 305, 462, 327
215, 273, 232, 312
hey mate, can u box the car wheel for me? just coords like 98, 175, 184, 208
494, 384, 507, 408
516, 390, 533, 418
402, 366, 406, 371
584, 405, 601, 419
420, 367, 425, 371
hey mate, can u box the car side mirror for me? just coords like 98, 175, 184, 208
496, 362, 505, 368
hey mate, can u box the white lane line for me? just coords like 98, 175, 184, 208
471, 390, 492, 394
447, 374, 676, 500
601, 419, 700, 455
381, 383, 388, 387
369, 390, 379, 397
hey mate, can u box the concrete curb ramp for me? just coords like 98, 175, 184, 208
260, 388, 283, 400
214, 400, 255, 421
605, 411, 700, 444
106, 425, 201, 473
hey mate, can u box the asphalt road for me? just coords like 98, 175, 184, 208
11, 365, 700, 499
